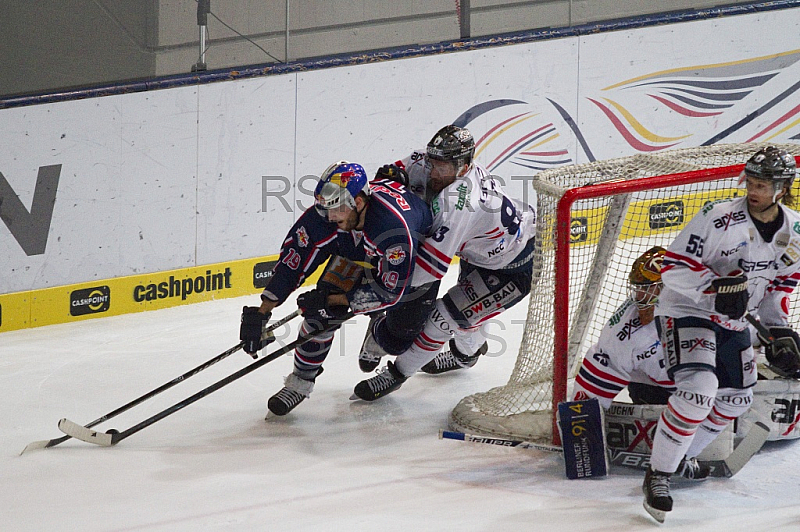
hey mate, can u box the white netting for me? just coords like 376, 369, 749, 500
449, 142, 800, 443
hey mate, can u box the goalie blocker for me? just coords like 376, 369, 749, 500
557, 398, 609, 479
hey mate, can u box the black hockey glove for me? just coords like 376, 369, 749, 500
297, 288, 349, 321
240, 306, 274, 354
711, 276, 748, 320
375, 164, 409, 187
758, 326, 800, 378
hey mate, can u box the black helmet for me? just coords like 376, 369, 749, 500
426, 125, 475, 168
744, 146, 796, 188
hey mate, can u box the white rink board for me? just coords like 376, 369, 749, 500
0, 89, 198, 292
196, 76, 297, 266
2, 8, 800, 293
294, 37, 579, 203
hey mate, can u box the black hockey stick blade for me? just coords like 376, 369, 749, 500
21, 310, 302, 455
58, 312, 353, 447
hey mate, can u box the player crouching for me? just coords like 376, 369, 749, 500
571, 246, 711, 482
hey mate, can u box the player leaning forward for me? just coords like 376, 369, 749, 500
352, 125, 537, 400
239, 161, 433, 416
642, 147, 800, 522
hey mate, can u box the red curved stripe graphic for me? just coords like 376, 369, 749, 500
588, 98, 678, 152
649, 94, 722, 117
745, 102, 800, 142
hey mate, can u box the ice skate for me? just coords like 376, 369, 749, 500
351, 361, 407, 401
358, 314, 387, 373
267, 371, 318, 416
676, 455, 710, 481
642, 467, 673, 523
420, 339, 487, 374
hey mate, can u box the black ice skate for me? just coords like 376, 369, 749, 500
358, 314, 387, 373
420, 339, 487, 374
352, 361, 407, 401
267, 371, 319, 416
642, 467, 673, 523
676, 455, 710, 481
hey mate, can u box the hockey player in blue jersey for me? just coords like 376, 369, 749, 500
238, 161, 434, 416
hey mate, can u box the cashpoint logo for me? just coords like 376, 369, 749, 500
649, 201, 684, 229
570, 218, 588, 243
132, 268, 233, 302
253, 261, 277, 289
70, 286, 111, 316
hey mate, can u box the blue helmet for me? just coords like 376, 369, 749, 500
314, 161, 369, 217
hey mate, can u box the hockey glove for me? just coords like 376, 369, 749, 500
758, 326, 800, 378
375, 164, 409, 187
297, 288, 349, 321
240, 306, 274, 354
711, 276, 748, 320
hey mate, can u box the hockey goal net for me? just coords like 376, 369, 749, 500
449, 142, 800, 445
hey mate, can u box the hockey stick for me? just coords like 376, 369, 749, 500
57, 312, 353, 447
21, 310, 301, 454
744, 312, 773, 342
440, 422, 770, 478
439, 430, 563, 453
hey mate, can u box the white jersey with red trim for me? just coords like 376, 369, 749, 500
657, 196, 800, 330
393, 150, 536, 285
572, 299, 674, 409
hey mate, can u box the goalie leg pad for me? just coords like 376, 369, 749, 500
738, 378, 800, 440
557, 398, 608, 479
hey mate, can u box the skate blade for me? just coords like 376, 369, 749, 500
643, 500, 666, 523
349, 393, 360, 401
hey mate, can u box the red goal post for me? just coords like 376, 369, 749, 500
449, 143, 800, 445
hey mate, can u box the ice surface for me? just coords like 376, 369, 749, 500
2, 269, 799, 531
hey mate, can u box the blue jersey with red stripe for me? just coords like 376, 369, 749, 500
261, 179, 432, 314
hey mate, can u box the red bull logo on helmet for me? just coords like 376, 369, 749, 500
329, 170, 356, 187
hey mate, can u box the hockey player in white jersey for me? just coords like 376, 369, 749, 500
572, 247, 712, 480
642, 146, 800, 522
352, 125, 537, 401
572, 247, 675, 409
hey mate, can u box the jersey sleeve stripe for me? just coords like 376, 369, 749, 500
422, 240, 452, 264
417, 246, 449, 274
582, 357, 629, 386
576, 367, 626, 395
574, 374, 620, 399
414, 257, 444, 279
663, 251, 707, 273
